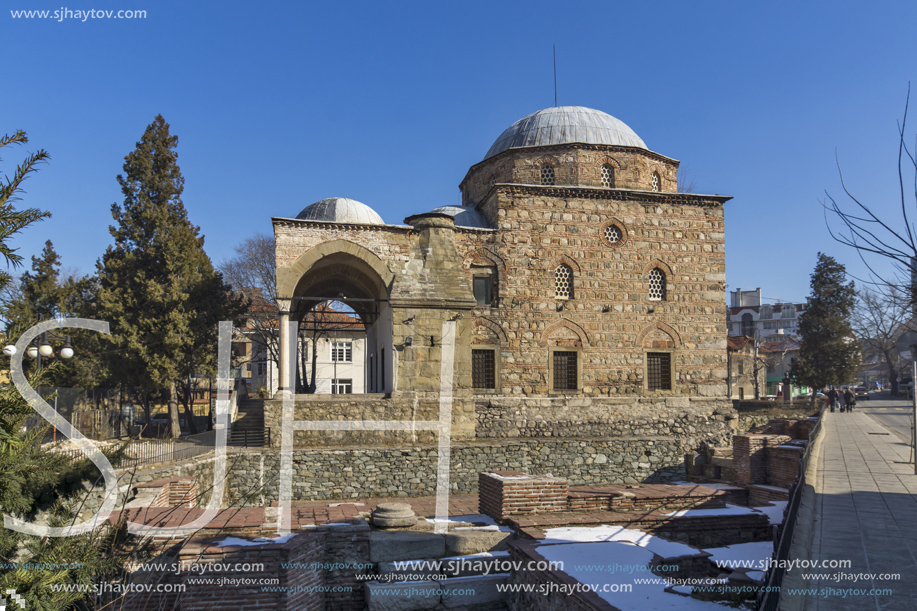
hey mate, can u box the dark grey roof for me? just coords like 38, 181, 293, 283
295, 197, 384, 225
428, 206, 490, 229
484, 106, 647, 160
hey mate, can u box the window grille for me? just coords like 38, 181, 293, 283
651, 172, 660, 192
331, 379, 353, 394
604, 224, 622, 244
601, 164, 614, 188
553, 351, 578, 390
555, 264, 573, 299
648, 268, 666, 300
541, 165, 555, 185
647, 352, 671, 390
472, 350, 496, 389
331, 341, 352, 362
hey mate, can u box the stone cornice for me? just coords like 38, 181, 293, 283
478, 184, 731, 207
271, 217, 416, 232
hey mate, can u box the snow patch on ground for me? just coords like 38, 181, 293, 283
537, 542, 734, 610
703, 542, 774, 568
542, 525, 703, 559
212, 533, 298, 547
664, 504, 758, 518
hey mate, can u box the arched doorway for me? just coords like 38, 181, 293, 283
279, 247, 394, 394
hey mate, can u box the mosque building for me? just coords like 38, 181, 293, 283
266, 105, 734, 482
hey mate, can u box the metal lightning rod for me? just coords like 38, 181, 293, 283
553, 45, 558, 107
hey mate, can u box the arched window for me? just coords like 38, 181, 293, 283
541, 165, 555, 186
651, 172, 660, 192
601, 164, 615, 188
648, 268, 666, 301
741, 313, 755, 336
555, 264, 573, 299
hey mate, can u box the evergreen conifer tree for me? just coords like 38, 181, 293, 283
0, 131, 130, 611
97, 115, 245, 435
791, 253, 862, 391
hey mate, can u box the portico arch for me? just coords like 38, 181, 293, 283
276, 242, 395, 395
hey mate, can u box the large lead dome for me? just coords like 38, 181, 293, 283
484, 106, 647, 160
295, 197, 384, 225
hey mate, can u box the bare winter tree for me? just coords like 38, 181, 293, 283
219, 233, 280, 385
677, 163, 696, 194
852, 286, 911, 395
825, 85, 917, 304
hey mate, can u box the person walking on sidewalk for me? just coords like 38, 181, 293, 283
837, 388, 846, 412
827, 387, 837, 412
844, 387, 855, 412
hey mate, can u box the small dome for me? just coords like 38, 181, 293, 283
295, 197, 384, 225
429, 206, 490, 229
484, 106, 646, 160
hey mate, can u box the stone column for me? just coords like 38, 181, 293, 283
278, 310, 291, 395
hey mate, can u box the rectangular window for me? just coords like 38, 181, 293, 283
647, 352, 672, 391
737, 361, 744, 375
473, 276, 493, 306
331, 341, 353, 362
257, 362, 266, 376
331, 379, 352, 394
552, 351, 578, 391
472, 349, 496, 389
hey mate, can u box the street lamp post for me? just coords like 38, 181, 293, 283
4, 327, 75, 442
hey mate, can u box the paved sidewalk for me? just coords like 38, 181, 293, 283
783, 409, 917, 611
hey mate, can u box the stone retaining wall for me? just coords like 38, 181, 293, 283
226, 436, 704, 502
76, 453, 218, 523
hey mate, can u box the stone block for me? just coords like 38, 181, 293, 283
438, 574, 509, 608
365, 581, 441, 611
443, 530, 511, 555
370, 531, 446, 563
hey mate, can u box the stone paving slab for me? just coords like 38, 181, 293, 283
781, 410, 917, 611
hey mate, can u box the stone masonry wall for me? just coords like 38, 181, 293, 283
475, 396, 735, 442
227, 435, 712, 502
75, 452, 218, 524
458, 186, 728, 398
263, 392, 477, 446
460, 144, 680, 207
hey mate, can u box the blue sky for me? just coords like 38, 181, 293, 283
3, 0, 916, 304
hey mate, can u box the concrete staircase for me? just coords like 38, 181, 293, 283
229, 398, 269, 446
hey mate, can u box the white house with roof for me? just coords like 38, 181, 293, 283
728, 288, 806, 340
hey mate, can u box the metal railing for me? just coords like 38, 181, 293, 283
50, 429, 217, 468
756, 408, 825, 611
